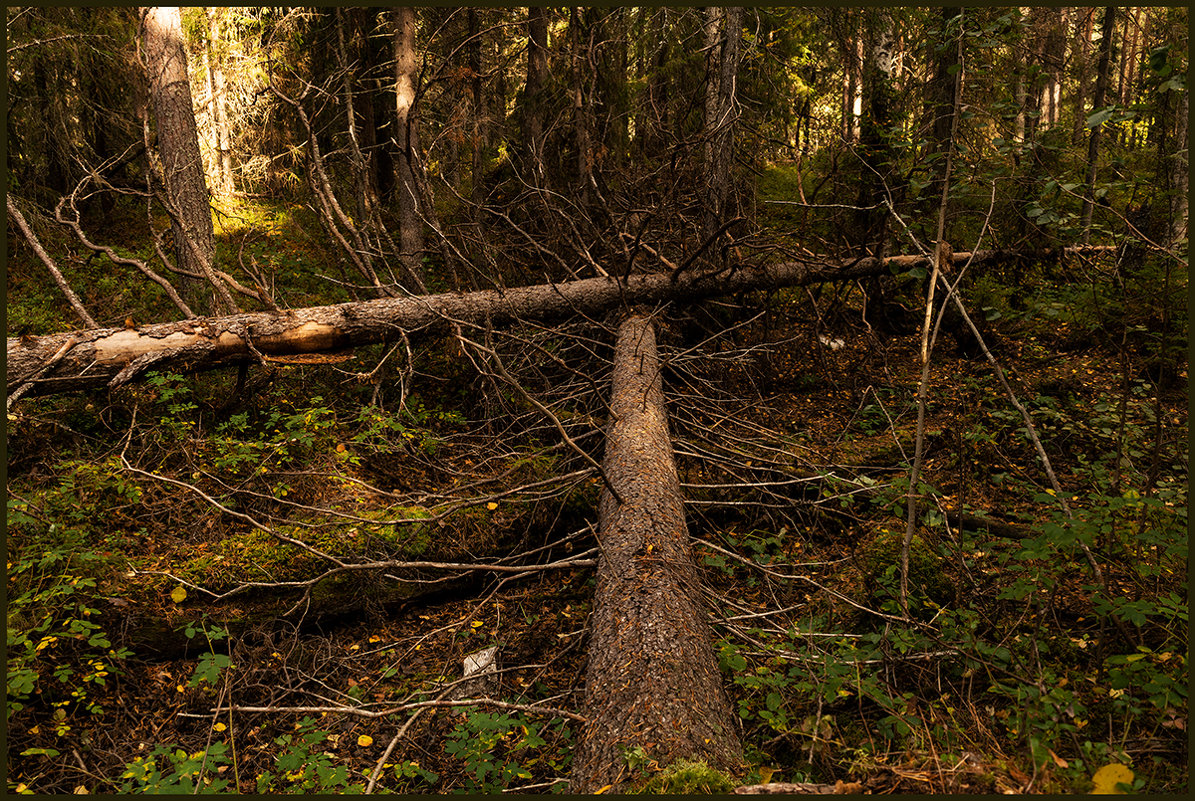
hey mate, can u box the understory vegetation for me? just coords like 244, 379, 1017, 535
6, 4, 1188, 795
8, 187, 1187, 793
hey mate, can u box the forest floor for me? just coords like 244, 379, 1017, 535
6, 196, 1188, 794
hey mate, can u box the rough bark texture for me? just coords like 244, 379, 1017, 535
522, 5, 549, 178
206, 7, 234, 195
703, 6, 744, 245
393, 6, 424, 284
1080, 6, 1117, 244
141, 7, 221, 314
570, 314, 744, 792
7, 247, 1108, 400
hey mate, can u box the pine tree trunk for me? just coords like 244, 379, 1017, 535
702, 7, 743, 246
393, 6, 425, 285
207, 8, 234, 195
522, 6, 549, 179
1169, 90, 1188, 247
141, 6, 225, 315
467, 7, 484, 207
569, 313, 744, 792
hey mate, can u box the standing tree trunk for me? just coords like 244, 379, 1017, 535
1081, 6, 1117, 244
641, 7, 670, 160
1169, 89, 1188, 247
570, 7, 597, 204
467, 7, 485, 207
141, 6, 228, 315
702, 6, 744, 248
206, 7, 234, 195
570, 313, 744, 793
1072, 8, 1095, 145
393, 6, 425, 287
924, 7, 961, 203
522, 5, 549, 181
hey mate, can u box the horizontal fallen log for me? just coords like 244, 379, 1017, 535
6, 245, 1113, 399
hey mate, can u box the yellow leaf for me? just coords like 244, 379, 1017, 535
486, 502, 498, 511
213, 722, 227, 732
369, 635, 381, 643
595, 785, 613, 795
171, 586, 187, 604
336, 443, 346, 453
471, 620, 484, 628
357, 735, 373, 747
1092, 763, 1134, 794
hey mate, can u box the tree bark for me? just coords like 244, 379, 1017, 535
703, 6, 744, 247
569, 313, 744, 792
393, 6, 425, 285
140, 7, 223, 315
467, 7, 484, 207
1080, 6, 1117, 244
924, 7, 961, 201
5, 247, 1107, 401
570, 8, 596, 203
206, 7, 234, 195
522, 5, 549, 179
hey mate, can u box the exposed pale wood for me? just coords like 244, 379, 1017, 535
6, 247, 1113, 400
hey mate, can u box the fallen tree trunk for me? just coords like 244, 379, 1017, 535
6, 246, 1111, 399
570, 313, 744, 792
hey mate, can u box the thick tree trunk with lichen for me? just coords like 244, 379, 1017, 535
6, 247, 1107, 400
569, 313, 743, 792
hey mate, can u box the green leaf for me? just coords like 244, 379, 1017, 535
1086, 108, 1116, 128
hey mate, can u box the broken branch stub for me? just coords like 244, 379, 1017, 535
570, 313, 744, 793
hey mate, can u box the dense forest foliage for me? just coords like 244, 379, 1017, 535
6, 5, 1188, 794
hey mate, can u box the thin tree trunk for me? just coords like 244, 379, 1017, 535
644, 8, 669, 158
1073, 8, 1095, 145
571, 8, 596, 202
7, 246, 1107, 400
468, 7, 484, 207
141, 6, 226, 315
569, 313, 744, 792
702, 6, 743, 247
1081, 6, 1117, 244
926, 7, 961, 202
1169, 90, 1188, 247
393, 6, 425, 286
207, 7, 234, 195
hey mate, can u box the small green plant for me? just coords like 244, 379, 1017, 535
635, 758, 736, 794
120, 742, 233, 793
443, 708, 569, 793
6, 507, 131, 721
